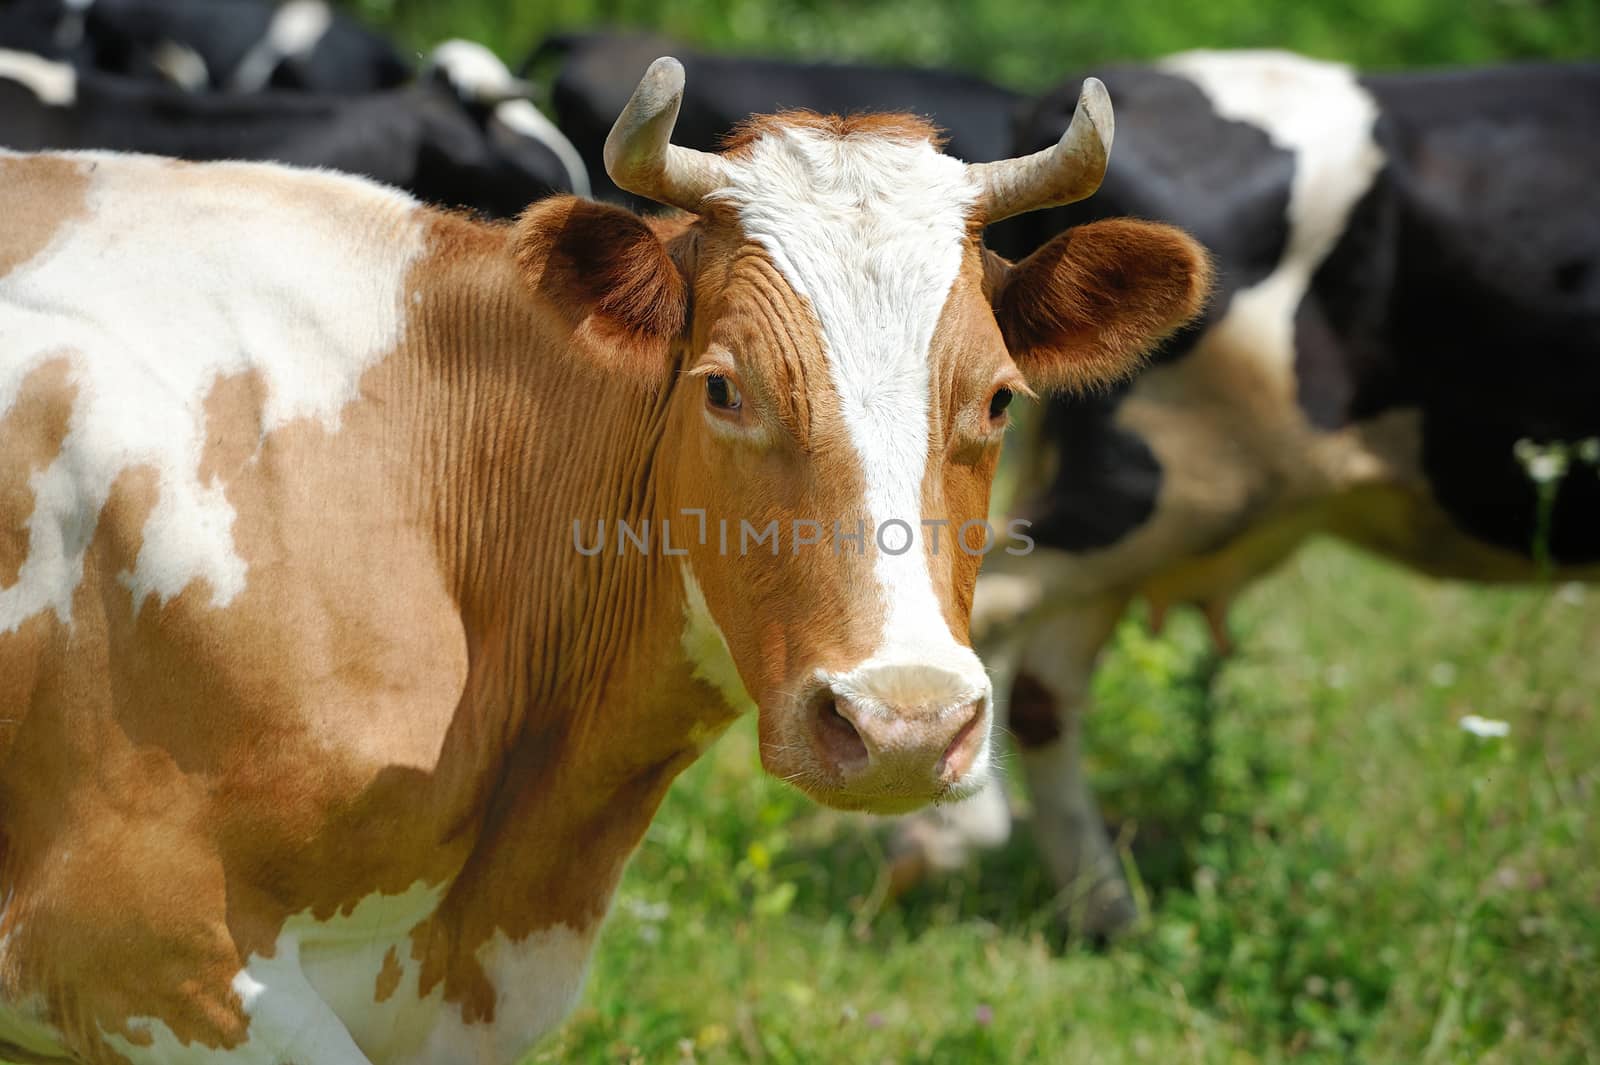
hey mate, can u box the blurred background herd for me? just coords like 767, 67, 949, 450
3, 0, 1597, 1061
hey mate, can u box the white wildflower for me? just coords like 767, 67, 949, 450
1513, 439, 1571, 485
1459, 714, 1510, 739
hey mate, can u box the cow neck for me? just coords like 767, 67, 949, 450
402, 211, 710, 943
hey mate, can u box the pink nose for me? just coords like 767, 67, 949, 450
810, 664, 990, 792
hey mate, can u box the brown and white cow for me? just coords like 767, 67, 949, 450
0, 59, 1208, 1064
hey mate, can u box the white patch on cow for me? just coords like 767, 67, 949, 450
0, 49, 76, 106
1161, 51, 1385, 384
389, 924, 595, 1065
495, 101, 593, 198
151, 39, 210, 92
92, 882, 591, 1065
291, 880, 448, 1061
680, 564, 756, 719
268, 0, 333, 58
229, 0, 332, 92
425, 39, 525, 103
94, 882, 443, 1065
715, 126, 991, 702
423, 39, 592, 198
0, 151, 425, 635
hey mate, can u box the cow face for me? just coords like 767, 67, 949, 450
516, 62, 1210, 814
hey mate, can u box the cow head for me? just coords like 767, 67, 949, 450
515, 59, 1209, 813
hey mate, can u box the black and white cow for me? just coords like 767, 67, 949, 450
0, 44, 578, 217
0, 0, 409, 93
535, 30, 1022, 207
896, 51, 1600, 935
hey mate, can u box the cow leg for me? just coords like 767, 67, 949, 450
87, 937, 378, 1065
1011, 593, 1136, 937
219, 943, 381, 1065
887, 767, 1014, 896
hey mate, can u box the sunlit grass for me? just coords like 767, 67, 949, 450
536, 542, 1599, 1063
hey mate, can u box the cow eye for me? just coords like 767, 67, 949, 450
705, 374, 742, 412
988, 387, 1014, 421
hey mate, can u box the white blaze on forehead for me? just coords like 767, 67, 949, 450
1160, 51, 1384, 382
0, 151, 425, 634
716, 126, 986, 676
0, 49, 76, 105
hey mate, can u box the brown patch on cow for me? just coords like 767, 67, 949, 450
0, 357, 75, 586
373, 946, 403, 1004
1008, 671, 1062, 749
721, 111, 946, 156
991, 219, 1213, 394
196, 370, 268, 486
0, 156, 90, 280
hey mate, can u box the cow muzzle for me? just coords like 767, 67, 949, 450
802, 660, 992, 812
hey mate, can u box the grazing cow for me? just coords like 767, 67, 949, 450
536, 31, 1023, 207
0, 58, 1208, 1063
892, 51, 1600, 935
0, 46, 577, 216
0, 0, 409, 93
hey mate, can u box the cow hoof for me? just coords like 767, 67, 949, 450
1064, 881, 1140, 941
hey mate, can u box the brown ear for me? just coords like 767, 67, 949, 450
990, 218, 1212, 393
512, 196, 688, 386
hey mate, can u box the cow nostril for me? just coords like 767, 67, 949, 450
938, 703, 985, 783
811, 691, 869, 774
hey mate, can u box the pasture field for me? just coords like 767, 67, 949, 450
536, 542, 1599, 1064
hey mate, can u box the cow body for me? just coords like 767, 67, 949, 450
0, 53, 1209, 1060
0, 50, 577, 216
899, 52, 1600, 933
539, 31, 1022, 207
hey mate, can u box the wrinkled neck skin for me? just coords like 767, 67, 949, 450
401, 215, 725, 959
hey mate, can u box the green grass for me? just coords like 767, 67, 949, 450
534, 542, 1599, 1063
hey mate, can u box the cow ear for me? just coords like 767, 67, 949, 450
988, 219, 1212, 393
512, 196, 688, 387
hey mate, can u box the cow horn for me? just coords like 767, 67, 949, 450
604, 57, 728, 213
968, 77, 1114, 224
